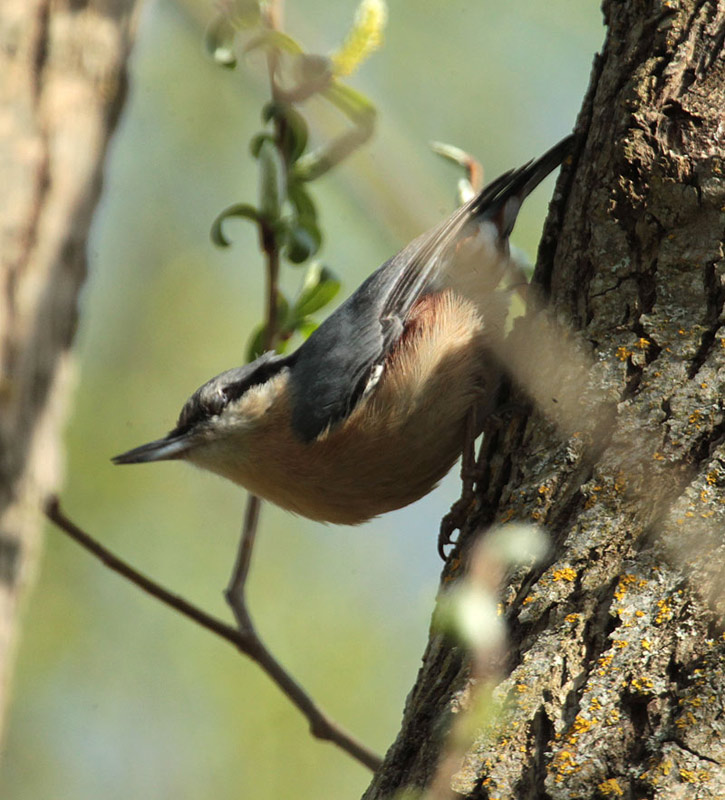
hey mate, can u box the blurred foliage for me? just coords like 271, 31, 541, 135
0, 1, 603, 799
207, 0, 385, 358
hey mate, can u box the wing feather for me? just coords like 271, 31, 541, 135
289, 135, 575, 441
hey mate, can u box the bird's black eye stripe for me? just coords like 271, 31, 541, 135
175, 355, 291, 434
221, 358, 288, 404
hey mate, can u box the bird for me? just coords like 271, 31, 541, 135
114, 135, 574, 531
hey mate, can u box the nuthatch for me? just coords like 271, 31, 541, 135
114, 136, 573, 526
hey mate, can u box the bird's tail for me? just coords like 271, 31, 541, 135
471, 133, 576, 237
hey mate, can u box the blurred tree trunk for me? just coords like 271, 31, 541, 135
365, 1, 725, 798
0, 0, 138, 737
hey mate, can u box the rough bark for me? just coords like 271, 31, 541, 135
365, 1, 725, 798
0, 0, 138, 735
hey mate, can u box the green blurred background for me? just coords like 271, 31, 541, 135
0, 1, 603, 797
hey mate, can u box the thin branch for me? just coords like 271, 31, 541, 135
225, 0, 281, 629
226, 493, 262, 615
44, 496, 383, 772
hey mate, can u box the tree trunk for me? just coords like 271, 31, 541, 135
365, 1, 725, 798
0, 0, 138, 736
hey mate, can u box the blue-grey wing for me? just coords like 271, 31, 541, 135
288, 135, 575, 442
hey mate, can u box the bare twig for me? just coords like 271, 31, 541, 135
225, 494, 261, 617
44, 496, 383, 772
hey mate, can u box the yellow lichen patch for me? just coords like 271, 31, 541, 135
655, 598, 673, 625
679, 768, 709, 784
565, 613, 580, 624
652, 451, 666, 461
616, 346, 633, 361
635, 610, 645, 618
675, 711, 696, 729
598, 777, 624, 796
589, 696, 603, 712
706, 471, 719, 485
612, 471, 626, 493
571, 714, 598, 735
552, 567, 577, 582
629, 675, 654, 693
551, 749, 580, 782
597, 653, 614, 676
522, 595, 535, 606
614, 574, 637, 601
636, 338, 650, 350
641, 639, 652, 651
612, 639, 628, 649
643, 757, 674, 783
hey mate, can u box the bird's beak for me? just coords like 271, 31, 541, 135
112, 432, 191, 465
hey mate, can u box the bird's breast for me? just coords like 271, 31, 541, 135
206, 290, 496, 524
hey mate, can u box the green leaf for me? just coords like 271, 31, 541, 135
294, 263, 340, 317
276, 291, 291, 329
322, 81, 376, 122
257, 139, 285, 221
287, 181, 318, 223
292, 83, 376, 181
246, 323, 267, 362
261, 104, 309, 164
285, 182, 321, 261
261, 102, 283, 123
280, 106, 309, 164
296, 319, 319, 340
284, 224, 320, 264
204, 15, 238, 68
250, 132, 275, 158
292, 123, 374, 181
245, 291, 292, 361
244, 29, 303, 56
210, 203, 261, 247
